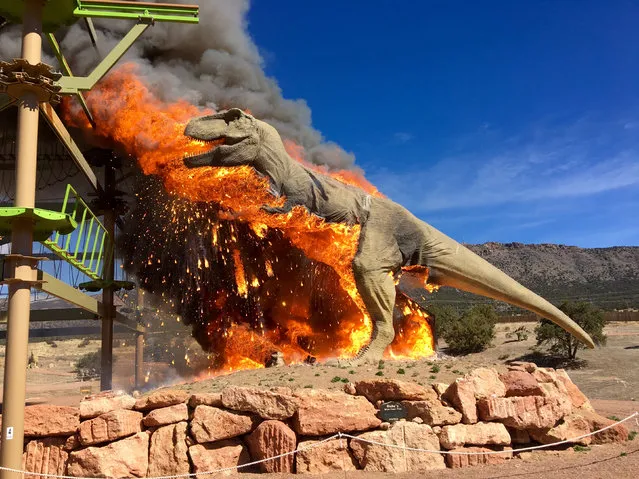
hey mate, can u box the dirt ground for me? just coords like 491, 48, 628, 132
0, 321, 638, 478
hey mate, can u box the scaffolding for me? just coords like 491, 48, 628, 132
0, 1, 199, 478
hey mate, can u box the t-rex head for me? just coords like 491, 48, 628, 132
184, 108, 284, 168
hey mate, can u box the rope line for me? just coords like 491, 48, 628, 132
0, 411, 635, 479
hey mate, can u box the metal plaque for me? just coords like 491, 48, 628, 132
379, 401, 407, 422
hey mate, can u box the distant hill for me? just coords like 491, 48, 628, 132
422, 243, 639, 312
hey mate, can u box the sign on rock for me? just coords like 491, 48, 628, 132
379, 401, 407, 422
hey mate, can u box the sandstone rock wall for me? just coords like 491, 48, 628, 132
3, 363, 629, 477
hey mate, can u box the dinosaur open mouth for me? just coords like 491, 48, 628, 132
182, 134, 250, 167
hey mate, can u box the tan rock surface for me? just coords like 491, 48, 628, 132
439, 422, 511, 449
555, 369, 592, 410
477, 395, 572, 429
579, 411, 629, 444
221, 386, 298, 420
445, 446, 513, 468
67, 431, 149, 478
292, 389, 381, 436
22, 438, 68, 479
529, 414, 592, 446
189, 393, 223, 408
350, 421, 446, 472
402, 400, 463, 426
296, 438, 358, 474
188, 439, 250, 478
143, 403, 188, 427
24, 405, 79, 437
499, 370, 544, 397
134, 389, 189, 411
190, 405, 256, 443
467, 367, 506, 399
432, 383, 450, 398
442, 378, 477, 424
354, 378, 438, 403
78, 409, 142, 446
79, 394, 136, 419
245, 420, 296, 473
148, 422, 190, 477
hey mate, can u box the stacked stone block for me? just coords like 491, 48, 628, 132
4, 362, 630, 477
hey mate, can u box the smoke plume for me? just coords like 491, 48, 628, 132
0, 0, 356, 169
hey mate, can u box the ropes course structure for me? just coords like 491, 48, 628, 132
0, 3, 200, 478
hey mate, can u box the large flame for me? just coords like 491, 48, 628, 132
64, 64, 435, 373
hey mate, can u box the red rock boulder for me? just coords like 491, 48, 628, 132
477, 395, 572, 429
354, 379, 438, 403
22, 437, 68, 479
148, 422, 190, 477
350, 421, 445, 472
293, 389, 381, 436
445, 446, 513, 468
296, 437, 358, 474
190, 405, 257, 443
67, 431, 149, 478
188, 439, 250, 478
24, 405, 79, 437
245, 420, 296, 473
78, 409, 142, 446
134, 389, 189, 411
221, 386, 298, 420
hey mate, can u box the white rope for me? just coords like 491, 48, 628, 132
0, 411, 635, 479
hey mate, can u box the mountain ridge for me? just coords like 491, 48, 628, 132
425, 242, 639, 311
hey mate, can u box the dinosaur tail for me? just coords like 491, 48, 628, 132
424, 231, 595, 348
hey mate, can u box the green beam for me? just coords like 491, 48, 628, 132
39, 104, 102, 193
32, 270, 143, 331
56, 22, 150, 93
35, 270, 100, 314
74, 0, 199, 24
45, 32, 95, 126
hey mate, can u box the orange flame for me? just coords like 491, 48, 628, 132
64, 64, 435, 372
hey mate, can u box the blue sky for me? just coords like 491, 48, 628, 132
246, 1, 639, 247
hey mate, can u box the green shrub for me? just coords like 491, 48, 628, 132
506, 326, 529, 341
397, 368, 405, 374
426, 304, 460, 339
331, 376, 342, 383
535, 301, 606, 359
75, 351, 103, 380
442, 305, 497, 354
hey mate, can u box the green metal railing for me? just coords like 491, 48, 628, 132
42, 184, 113, 281
74, 1, 199, 24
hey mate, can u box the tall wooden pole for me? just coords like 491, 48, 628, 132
0, 1, 43, 478
135, 290, 145, 389
100, 161, 115, 390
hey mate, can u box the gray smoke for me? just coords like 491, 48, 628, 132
0, 0, 355, 169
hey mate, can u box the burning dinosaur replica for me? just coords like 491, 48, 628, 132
183, 108, 596, 363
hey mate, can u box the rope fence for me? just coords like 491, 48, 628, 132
1, 411, 636, 479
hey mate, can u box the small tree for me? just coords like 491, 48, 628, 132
443, 304, 497, 354
426, 304, 460, 339
535, 301, 606, 359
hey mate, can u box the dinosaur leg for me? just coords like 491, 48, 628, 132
350, 222, 402, 364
